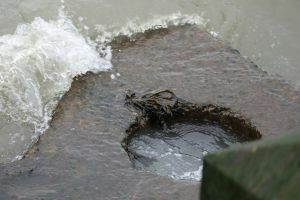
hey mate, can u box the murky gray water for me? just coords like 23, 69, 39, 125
127, 122, 243, 181
1, 0, 299, 84
0, 0, 299, 162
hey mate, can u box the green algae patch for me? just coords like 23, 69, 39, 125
201, 132, 300, 200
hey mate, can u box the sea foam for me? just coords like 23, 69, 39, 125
0, 8, 112, 162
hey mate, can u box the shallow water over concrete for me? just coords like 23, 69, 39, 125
1, 0, 300, 163
127, 121, 244, 181
0, 25, 299, 199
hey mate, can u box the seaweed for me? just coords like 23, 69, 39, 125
122, 90, 261, 152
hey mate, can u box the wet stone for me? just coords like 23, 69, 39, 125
123, 90, 259, 181
0, 25, 299, 199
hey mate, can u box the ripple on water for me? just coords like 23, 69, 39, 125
127, 121, 245, 181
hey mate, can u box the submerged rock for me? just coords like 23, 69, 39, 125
123, 90, 261, 180
123, 90, 260, 145
0, 25, 299, 199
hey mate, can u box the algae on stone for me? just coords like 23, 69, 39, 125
201, 132, 300, 200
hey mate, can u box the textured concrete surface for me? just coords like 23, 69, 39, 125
0, 25, 299, 199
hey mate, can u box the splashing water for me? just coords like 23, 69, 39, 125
0, 0, 299, 164
0, 8, 112, 162
94, 12, 207, 43
0, 4, 207, 163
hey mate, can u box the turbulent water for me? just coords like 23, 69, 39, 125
0, 5, 113, 162
0, 0, 299, 162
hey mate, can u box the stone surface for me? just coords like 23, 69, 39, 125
201, 131, 300, 200
0, 25, 299, 199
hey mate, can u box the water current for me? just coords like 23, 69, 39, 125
0, 0, 299, 163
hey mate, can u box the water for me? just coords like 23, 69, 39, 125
0, 24, 299, 199
127, 122, 244, 181
0, 0, 299, 163
0, 5, 112, 162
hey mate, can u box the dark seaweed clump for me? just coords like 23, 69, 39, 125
122, 90, 261, 151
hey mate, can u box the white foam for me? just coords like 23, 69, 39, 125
209, 31, 219, 37
0, 8, 112, 162
110, 74, 116, 80
95, 12, 207, 43
177, 165, 203, 180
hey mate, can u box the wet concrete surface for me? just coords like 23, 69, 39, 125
0, 25, 299, 199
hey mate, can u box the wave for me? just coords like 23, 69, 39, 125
0, 4, 207, 162
0, 8, 112, 162
94, 12, 207, 43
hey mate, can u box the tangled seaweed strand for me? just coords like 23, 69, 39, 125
125, 90, 196, 124
123, 90, 261, 151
